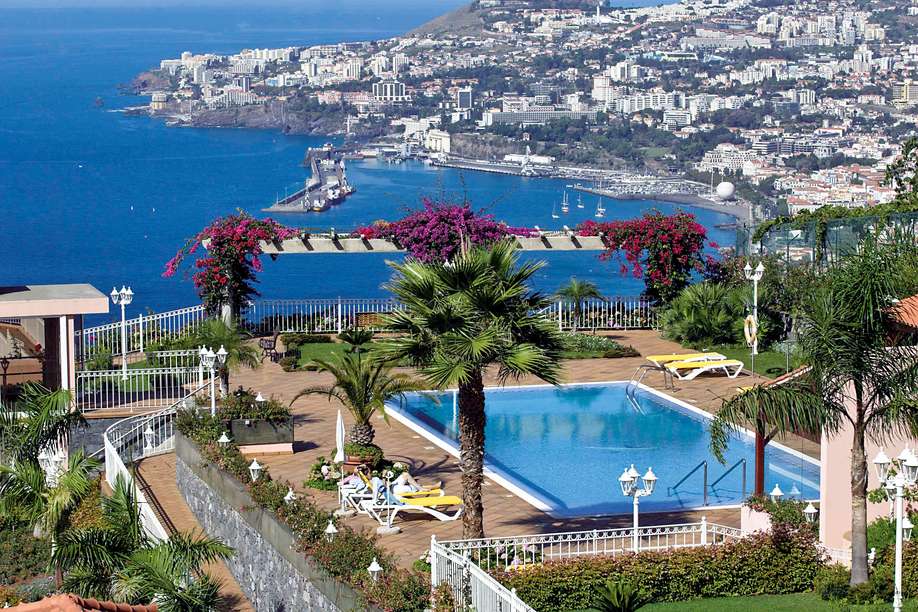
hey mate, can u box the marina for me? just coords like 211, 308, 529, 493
263, 144, 355, 213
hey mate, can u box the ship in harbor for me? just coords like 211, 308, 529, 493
263, 144, 355, 213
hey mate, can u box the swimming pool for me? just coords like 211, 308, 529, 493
388, 382, 820, 517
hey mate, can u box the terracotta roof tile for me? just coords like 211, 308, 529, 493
7, 595, 157, 612
891, 294, 918, 330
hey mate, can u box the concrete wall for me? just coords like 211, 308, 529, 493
175, 433, 377, 612
819, 388, 916, 550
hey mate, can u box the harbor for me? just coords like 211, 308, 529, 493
263, 144, 355, 213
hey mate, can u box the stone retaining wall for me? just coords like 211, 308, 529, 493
175, 433, 375, 612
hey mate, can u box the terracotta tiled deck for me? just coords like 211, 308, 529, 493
142, 330, 819, 569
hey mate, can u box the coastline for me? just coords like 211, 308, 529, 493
573, 187, 751, 221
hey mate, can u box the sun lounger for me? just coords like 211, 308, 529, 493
666, 359, 744, 380
360, 482, 463, 528
646, 352, 726, 367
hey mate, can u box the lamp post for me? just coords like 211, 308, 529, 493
110, 286, 134, 380
743, 262, 765, 378
873, 448, 918, 612
619, 464, 657, 553
199, 346, 228, 416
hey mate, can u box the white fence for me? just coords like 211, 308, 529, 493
75, 365, 208, 413
103, 402, 181, 541
430, 519, 743, 610
79, 297, 658, 359
79, 305, 207, 358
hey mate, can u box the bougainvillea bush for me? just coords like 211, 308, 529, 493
163, 212, 297, 316
578, 212, 713, 304
353, 200, 533, 263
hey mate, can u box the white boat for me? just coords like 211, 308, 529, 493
576, 193, 584, 209
594, 197, 605, 218
561, 192, 569, 214
551, 203, 560, 219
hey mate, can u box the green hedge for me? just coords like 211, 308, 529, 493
0, 522, 50, 585
496, 529, 824, 611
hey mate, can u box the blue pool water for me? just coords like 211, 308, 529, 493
391, 383, 820, 517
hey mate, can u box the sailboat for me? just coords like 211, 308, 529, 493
594, 197, 606, 218
551, 203, 560, 220
576, 193, 584, 209
561, 192, 569, 214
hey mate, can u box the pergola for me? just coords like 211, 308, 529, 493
0, 284, 109, 393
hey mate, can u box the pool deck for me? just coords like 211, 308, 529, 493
141, 330, 820, 568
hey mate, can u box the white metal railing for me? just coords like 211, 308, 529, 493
430, 519, 743, 609
122, 349, 202, 368
79, 305, 207, 358
75, 365, 208, 413
431, 538, 535, 612
102, 383, 207, 541
78, 296, 658, 359
239, 298, 399, 334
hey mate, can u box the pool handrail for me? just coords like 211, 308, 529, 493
709, 457, 747, 499
668, 459, 708, 506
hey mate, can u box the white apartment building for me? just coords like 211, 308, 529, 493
697, 143, 760, 172
373, 79, 410, 102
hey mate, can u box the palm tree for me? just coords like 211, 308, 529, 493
291, 351, 428, 446
0, 383, 85, 463
709, 236, 918, 585
556, 277, 604, 332
375, 239, 565, 538
111, 531, 233, 612
53, 475, 147, 599
0, 449, 100, 585
194, 319, 259, 394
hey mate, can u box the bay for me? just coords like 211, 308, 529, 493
0, 4, 735, 324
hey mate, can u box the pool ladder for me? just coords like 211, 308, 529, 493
667, 458, 747, 506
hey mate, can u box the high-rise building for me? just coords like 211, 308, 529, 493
373, 79, 409, 102
343, 58, 363, 80
893, 79, 918, 106
392, 53, 409, 74
457, 87, 474, 110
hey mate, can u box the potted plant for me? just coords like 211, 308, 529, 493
219, 387, 294, 453
291, 341, 428, 470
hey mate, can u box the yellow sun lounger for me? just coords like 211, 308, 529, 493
646, 352, 726, 367
666, 359, 744, 380
399, 495, 463, 507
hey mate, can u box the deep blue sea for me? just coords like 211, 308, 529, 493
0, 3, 733, 324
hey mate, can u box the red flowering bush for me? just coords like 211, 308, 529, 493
163, 212, 297, 315
353, 200, 532, 263
578, 212, 712, 303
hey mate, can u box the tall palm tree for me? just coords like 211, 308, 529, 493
709, 236, 918, 585
375, 239, 565, 538
194, 319, 260, 394
0, 383, 85, 463
291, 351, 428, 446
0, 449, 100, 585
556, 277, 604, 332
111, 531, 233, 612
53, 475, 147, 599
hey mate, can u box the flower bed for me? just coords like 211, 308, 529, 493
175, 410, 429, 611
495, 528, 825, 611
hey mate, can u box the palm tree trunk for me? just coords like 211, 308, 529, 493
457, 368, 486, 539
850, 418, 869, 585
754, 427, 765, 497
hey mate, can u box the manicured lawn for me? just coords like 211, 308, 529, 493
576, 593, 918, 611
295, 342, 351, 368
707, 345, 801, 379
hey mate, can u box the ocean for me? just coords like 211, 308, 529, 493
0, 3, 734, 324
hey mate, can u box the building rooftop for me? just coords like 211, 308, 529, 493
0, 284, 109, 318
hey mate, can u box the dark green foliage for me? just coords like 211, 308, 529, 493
496, 530, 825, 611
85, 349, 114, 371
343, 442, 384, 468
219, 387, 290, 423
0, 521, 50, 584
594, 578, 650, 612
660, 282, 746, 347
280, 332, 334, 348
558, 333, 640, 359
813, 564, 849, 601
744, 496, 815, 530
867, 517, 897, 558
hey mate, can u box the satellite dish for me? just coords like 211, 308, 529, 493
715, 181, 735, 201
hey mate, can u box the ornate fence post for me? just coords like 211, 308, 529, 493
701, 515, 708, 546
557, 299, 563, 332
138, 314, 144, 354
336, 297, 343, 334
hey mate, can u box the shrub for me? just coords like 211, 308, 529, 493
867, 516, 897, 557
847, 580, 881, 605
362, 568, 430, 612
659, 282, 745, 347
594, 578, 650, 612
218, 387, 290, 423
559, 333, 639, 358
344, 442, 384, 469
745, 495, 815, 530
0, 522, 50, 584
279, 356, 297, 372
496, 530, 825, 611
868, 562, 894, 603
85, 348, 114, 371
281, 332, 333, 348
0, 585, 21, 606
813, 563, 849, 601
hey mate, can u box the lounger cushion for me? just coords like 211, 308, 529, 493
400, 495, 463, 507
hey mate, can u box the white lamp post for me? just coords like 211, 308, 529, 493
217, 432, 231, 448
248, 458, 263, 482
803, 502, 818, 524
143, 423, 155, 454
324, 520, 338, 543
770, 483, 784, 502
874, 448, 918, 612
201, 348, 217, 416
110, 285, 134, 380
367, 557, 383, 582
743, 262, 765, 377
284, 487, 296, 504
619, 464, 657, 553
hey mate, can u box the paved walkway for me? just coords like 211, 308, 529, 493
139, 330, 819, 571
136, 455, 253, 612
